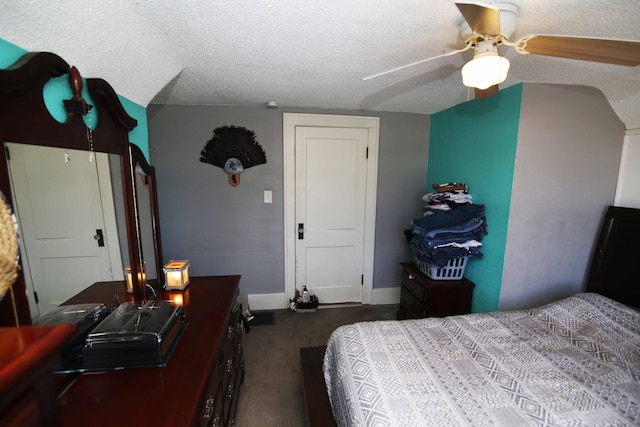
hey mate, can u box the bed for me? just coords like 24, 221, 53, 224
301, 206, 640, 426
324, 293, 639, 426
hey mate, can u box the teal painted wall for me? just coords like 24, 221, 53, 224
427, 84, 522, 312
0, 39, 24, 68
119, 96, 148, 159
0, 38, 149, 159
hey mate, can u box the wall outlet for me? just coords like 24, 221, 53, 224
264, 190, 272, 204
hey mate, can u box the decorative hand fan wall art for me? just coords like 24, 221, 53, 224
199, 125, 267, 187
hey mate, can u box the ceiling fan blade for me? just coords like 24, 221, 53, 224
455, 1, 500, 36
520, 35, 640, 66
361, 47, 470, 81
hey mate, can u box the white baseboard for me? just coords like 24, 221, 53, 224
247, 293, 286, 310
371, 286, 401, 305
246, 287, 400, 310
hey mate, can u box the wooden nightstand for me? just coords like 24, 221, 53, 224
397, 262, 475, 319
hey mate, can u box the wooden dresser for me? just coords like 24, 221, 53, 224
397, 263, 474, 319
58, 275, 244, 427
0, 324, 77, 427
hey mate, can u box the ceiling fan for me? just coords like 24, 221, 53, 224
362, 1, 640, 99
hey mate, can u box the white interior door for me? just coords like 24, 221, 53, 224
7, 143, 121, 315
295, 126, 369, 304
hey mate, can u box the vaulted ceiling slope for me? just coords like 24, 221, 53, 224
2, 0, 639, 129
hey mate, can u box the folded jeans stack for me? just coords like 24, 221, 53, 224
409, 186, 487, 268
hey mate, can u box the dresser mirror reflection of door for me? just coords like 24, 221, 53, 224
5, 143, 128, 317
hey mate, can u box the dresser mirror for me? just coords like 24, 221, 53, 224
130, 143, 164, 289
0, 52, 153, 325
4, 143, 129, 317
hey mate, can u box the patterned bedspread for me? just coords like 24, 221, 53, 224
323, 293, 640, 426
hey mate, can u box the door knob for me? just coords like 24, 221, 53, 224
94, 229, 105, 247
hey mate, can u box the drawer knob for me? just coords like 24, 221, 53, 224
227, 383, 234, 399
409, 274, 415, 280
202, 395, 215, 420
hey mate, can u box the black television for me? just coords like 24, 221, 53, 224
586, 206, 640, 308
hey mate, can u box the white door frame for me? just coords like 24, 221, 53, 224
283, 113, 379, 307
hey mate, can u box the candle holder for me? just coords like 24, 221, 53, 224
163, 260, 190, 290
123, 266, 146, 294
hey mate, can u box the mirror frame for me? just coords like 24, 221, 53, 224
130, 143, 164, 289
0, 52, 146, 325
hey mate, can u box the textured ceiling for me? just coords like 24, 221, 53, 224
2, 0, 639, 128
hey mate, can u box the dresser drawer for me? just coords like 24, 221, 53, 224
401, 271, 426, 302
399, 263, 475, 319
223, 373, 237, 424
199, 384, 224, 427
199, 349, 225, 427
199, 301, 240, 427
226, 354, 244, 426
399, 286, 425, 318
424, 283, 474, 317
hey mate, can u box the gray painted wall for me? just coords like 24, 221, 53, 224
147, 106, 429, 297
500, 84, 625, 310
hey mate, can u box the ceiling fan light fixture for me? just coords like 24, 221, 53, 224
461, 51, 510, 90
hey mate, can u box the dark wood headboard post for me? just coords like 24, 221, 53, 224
586, 205, 640, 308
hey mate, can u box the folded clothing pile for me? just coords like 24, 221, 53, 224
423, 182, 471, 211
407, 183, 487, 268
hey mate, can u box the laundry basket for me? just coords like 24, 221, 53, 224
414, 256, 468, 281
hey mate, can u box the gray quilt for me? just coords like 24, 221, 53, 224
323, 293, 640, 426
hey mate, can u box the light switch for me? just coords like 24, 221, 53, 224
264, 190, 272, 204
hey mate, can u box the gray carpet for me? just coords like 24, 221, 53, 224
234, 304, 398, 426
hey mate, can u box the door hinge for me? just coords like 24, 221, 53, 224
361, 275, 364, 285
34, 291, 39, 304
366, 147, 369, 159
4, 145, 10, 160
